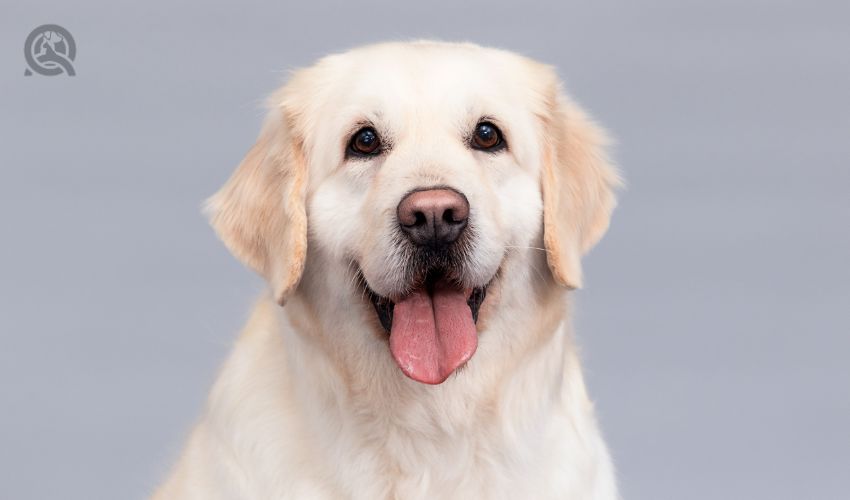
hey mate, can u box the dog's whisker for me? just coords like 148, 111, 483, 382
503, 245, 551, 253
530, 261, 548, 287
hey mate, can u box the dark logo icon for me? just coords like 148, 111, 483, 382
24, 24, 76, 76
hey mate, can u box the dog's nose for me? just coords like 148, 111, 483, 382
397, 188, 469, 247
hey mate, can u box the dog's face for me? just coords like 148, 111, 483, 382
207, 42, 619, 385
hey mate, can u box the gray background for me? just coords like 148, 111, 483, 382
1, 1, 848, 499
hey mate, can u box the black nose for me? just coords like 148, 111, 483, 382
397, 188, 469, 247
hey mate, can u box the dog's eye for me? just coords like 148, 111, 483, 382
471, 122, 504, 151
348, 127, 381, 156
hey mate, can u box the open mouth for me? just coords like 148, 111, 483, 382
363, 269, 489, 385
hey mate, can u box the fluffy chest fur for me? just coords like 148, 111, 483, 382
155, 296, 616, 500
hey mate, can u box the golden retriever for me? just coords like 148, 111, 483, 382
154, 41, 621, 499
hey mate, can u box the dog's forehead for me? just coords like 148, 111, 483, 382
348, 45, 506, 90
311, 42, 549, 119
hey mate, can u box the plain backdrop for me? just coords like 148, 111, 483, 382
1, 1, 848, 499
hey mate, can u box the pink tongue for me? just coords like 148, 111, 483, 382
389, 279, 478, 385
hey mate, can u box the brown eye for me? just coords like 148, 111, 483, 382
348, 127, 381, 156
471, 122, 504, 151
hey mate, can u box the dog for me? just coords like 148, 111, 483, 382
153, 41, 621, 499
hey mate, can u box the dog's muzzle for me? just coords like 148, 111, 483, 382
361, 186, 490, 385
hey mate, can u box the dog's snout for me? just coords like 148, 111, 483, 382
397, 188, 469, 247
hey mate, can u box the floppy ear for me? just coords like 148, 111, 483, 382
541, 85, 621, 289
205, 109, 308, 305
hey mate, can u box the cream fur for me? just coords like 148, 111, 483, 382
154, 41, 620, 500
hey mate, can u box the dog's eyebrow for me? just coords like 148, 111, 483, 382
476, 115, 504, 128
464, 114, 504, 131
345, 119, 376, 135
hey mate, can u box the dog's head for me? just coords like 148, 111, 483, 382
207, 42, 619, 385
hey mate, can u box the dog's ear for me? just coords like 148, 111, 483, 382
541, 82, 621, 289
205, 104, 308, 305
